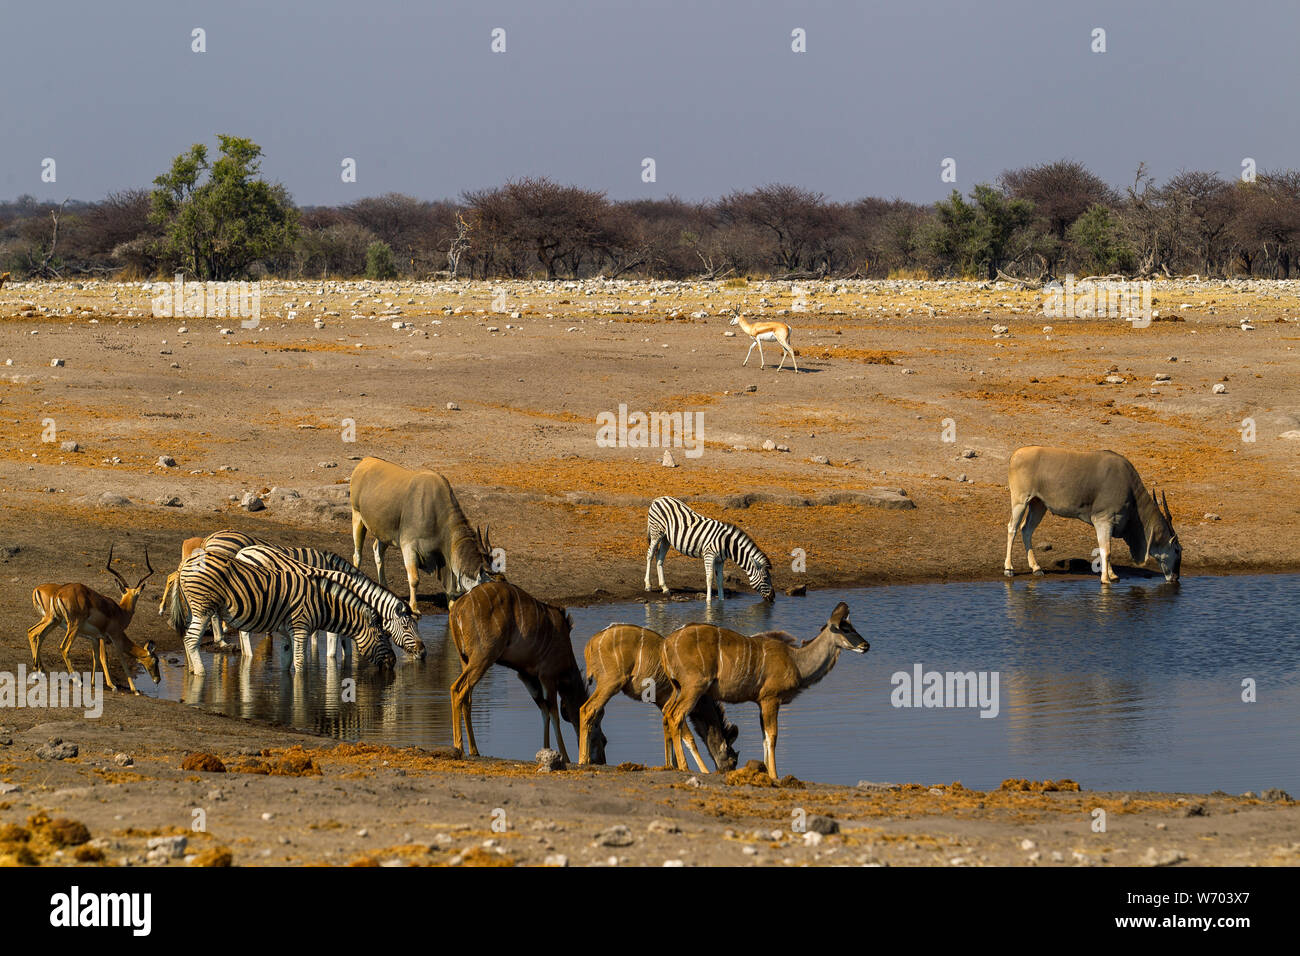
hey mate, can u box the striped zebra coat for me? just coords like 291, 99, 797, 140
234, 545, 424, 661
644, 496, 775, 602
175, 549, 393, 676
165, 531, 421, 662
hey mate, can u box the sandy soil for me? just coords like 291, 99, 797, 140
1, 276, 1297, 866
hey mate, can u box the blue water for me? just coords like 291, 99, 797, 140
143, 574, 1300, 793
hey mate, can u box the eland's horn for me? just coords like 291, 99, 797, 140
1160, 490, 1172, 522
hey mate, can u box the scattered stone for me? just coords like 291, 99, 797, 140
1139, 847, 1187, 867
647, 819, 681, 835
50, 358, 65, 367
189, 847, 233, 867
156, 455, 176, 468
113, 753, 134, 767
1212, 383, 1227, 394
803, 831, 824, 847
809, 455, 830, 465
317, 461, 337, 469
762, 439, 777, 451
241, 493, 265, 512
596, 825, 635, 847
1154, 373, 1171, 381
960, 448, 976, 459
446, 401, 459, 411
661, 450, 677, 468
0, 783, 21, 794
685, 776, 702, 788
663, 859, 685, 867
991, 324, 1009, 335
1262, 789, 1292, 802
1020, 838, 1036, 851
97, 492, 131, 508
1105, 374, 1125, 384
36, 738, 78, 760
1204, 513, 1220, 521
543, 854, 568, 867
807, 815, 839, 835
157, 496, 182, 508
536, 749, 565, 772
901, 368, 915, 374
785, 584, 807, 597
147, 835, 187, 859
1279, 430, 1300, 440
856, 780, 901, 792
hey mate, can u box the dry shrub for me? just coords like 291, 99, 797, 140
725, 761, 776, 788
190, 846, 234, 867
181, 753, 226, 773
616, 762, 646, 772
999, 778, 1081, 793
73, 845, 105, 863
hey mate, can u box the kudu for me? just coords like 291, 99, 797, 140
578, 623, 738, 772
662, 603, 867, 780
447, 580, 602, 764
27, 546, 160, 694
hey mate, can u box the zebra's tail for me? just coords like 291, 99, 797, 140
166, 573, 192, 636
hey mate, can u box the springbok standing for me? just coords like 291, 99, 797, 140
729, 313, 798, 372
27, 546, 160, 694
578, 623, 738, 772
662, 603, 867, 780
447, 580, 602, 764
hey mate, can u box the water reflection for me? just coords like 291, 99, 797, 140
139, 575, 1300, 792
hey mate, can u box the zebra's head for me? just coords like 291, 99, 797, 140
359, 610, 397, 670
387, 608, 426, 660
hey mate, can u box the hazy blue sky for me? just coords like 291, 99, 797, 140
2, 0, 1294, 206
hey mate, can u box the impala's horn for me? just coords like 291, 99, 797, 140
105, 544, 130, 593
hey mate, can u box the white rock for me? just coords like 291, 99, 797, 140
1212, 383, 1227, 394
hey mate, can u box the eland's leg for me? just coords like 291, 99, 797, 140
351, 510, 367, 568
1092, 518, 1119, 583
1005, 495, 1030, 576
399, 542, 421, 615
1021, 499, 1048, 575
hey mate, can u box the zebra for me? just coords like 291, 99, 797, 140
165, 531, 422, 661
644, 496, 775, 603
175, 548, 395, 676
234, 545, 424, 662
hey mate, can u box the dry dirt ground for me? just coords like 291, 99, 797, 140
1, 276, 1297, 866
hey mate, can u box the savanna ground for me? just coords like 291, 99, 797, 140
0, 276, 1297, 866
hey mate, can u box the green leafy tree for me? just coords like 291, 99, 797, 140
150, 135, 298, 279
365, 240, 398, 279
1068, 204, 1133, 273
927, 185, 1034, 279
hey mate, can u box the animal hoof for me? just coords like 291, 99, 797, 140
1003, 569, 1014, 578
1032, 569, 1044, 577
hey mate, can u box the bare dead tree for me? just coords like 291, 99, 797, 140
447, 213, 471, 277
36, 199, 70, 278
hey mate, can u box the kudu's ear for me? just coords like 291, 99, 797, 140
829, 602, 850, 627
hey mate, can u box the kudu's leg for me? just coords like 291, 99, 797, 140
578, 681, 619, 765
759, 697, 781, 780
450, 657, 490, 756
1004, 495, 1030, 576
543, 683, 571, 764
680, 723, 710, 774
665, 684, 706, 772
1021, 499, 1048, 575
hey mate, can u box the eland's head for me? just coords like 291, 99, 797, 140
1148, 489, 1181, 583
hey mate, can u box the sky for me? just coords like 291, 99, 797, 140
1, 0, 1294, 207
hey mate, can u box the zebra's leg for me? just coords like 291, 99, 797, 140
655, 538, 670, 594
291, 625, 310, 671
182, 614, 206, 676
644, 536, 657, 591
704, 554, 714, 602
326, 631, 340, 661
239, 629, 253, 657
714, 554, 727, 600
